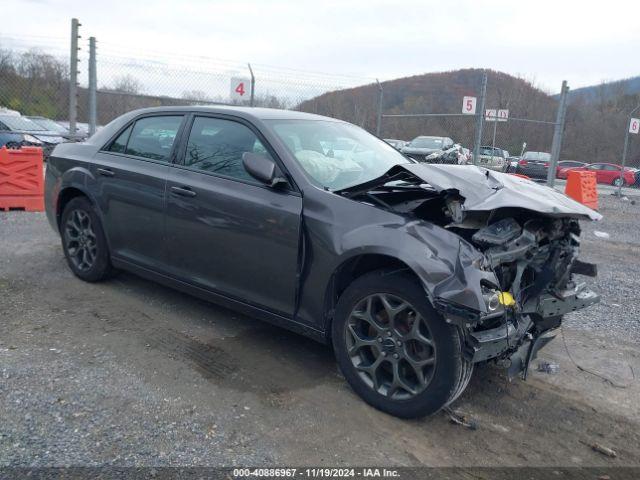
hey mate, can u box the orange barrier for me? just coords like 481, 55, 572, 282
0, 146, 45, 212
565, 170, 598, 210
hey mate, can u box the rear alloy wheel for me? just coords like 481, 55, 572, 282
332, 270, 472, 418
612, 177, 624, 187
61, 196, 114, 282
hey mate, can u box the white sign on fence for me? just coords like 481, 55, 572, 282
230, 77, 250, 101
630, 117, 640, 134
462, 96, 477, 115
486, 109, 509, 122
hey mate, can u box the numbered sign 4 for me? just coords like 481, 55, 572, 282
630, 118, 640, 135
230, 77, 250, 101
462, 96, 477, 115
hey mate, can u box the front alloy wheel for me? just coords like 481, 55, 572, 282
346, 293, 436, 400
332, 270, 473, 418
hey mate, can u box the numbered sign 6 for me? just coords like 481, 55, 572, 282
462, 96, 477, 115
630, 118, 640, 135
230, 77, 250, 101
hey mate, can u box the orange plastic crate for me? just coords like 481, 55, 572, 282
0, 146, 45, 211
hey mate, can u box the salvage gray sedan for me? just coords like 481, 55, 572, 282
44, 106, 600, 418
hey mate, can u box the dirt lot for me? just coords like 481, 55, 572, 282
1, 194, 639, 468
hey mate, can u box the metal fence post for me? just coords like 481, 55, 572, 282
547, 80, 569, 187
617, 104, 640, 196
375, 79, 383, 137
248, 63, 255, 107
472, 71, 487, 165
88, 36, 97, 136
69, 18, 81, 136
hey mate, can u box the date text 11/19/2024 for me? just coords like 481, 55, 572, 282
232, 468, 400, 478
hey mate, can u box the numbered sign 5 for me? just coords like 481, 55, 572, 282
462, 96, 477, 115
230, 77, 250, 101
630, 118, 640, 135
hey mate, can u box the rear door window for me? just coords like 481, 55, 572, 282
124, 116, 183, 161
108, 125, 133, 153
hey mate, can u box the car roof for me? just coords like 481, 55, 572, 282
117, 105, 341, 122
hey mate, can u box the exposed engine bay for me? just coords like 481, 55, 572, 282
338, 163, 601, 378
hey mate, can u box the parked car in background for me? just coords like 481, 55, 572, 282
383, 138, 406, 151
461, 147, 471, 164
516, 151, 551, 178
475, 145, 507, 172
401, 136, 454, 162
0, 130, 43, 150
556, 160, 586, 179
26, 116, 73, 138
564, 163, 636, 187
422, 143, 467, 164
44, 106, 600, 418
0, 113, 67, 159
57, 121, 91, 139
506, 156, 520, 173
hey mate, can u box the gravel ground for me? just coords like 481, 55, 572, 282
1, 204, 639, 468
565, 194, 640, 341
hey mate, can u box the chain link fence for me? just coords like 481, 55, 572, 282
1, 25, 639, 190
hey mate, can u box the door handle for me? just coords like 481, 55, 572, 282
97, 168, 115, 177
170, 186, 197, 198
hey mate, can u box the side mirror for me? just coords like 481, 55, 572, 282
242, 152, 287, 188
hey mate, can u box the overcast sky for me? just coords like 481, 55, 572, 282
3, 0, 639, 94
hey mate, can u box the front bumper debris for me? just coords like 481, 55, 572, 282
462, 286, 599, 369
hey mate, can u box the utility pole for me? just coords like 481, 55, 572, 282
248, 63, 255, 107
473, 71, 487, 166
376, 79, 383, 137
69, 18, 81, 136
547, 80, 569, 187
617, 104, 640, 196
88, 36, 97, 136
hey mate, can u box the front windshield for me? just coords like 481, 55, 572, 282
28, 117, 67, 133
0, 115, 46, 131
268, 119, 409, 190
409, 137, 443, 149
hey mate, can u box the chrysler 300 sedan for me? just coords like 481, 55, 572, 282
45, 106, 601, 418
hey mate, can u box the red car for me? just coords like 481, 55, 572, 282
556, 160, 586, 179
564, 162, 636, 186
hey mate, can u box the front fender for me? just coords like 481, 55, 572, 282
336, 219, 498, 315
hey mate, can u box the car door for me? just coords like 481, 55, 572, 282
164, 114, 303, 317
600, 164, 619, 184
92, 114, 185, 269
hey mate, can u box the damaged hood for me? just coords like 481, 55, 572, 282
346, 163, 602, 221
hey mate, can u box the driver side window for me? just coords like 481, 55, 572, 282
184, 116, 273, 182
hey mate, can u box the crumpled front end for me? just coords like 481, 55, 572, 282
436, 215, 599, 379
337, 163, 601, 378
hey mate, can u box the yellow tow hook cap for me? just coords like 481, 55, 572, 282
498, 292, 515, 307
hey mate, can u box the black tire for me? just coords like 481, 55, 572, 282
612, 177, 625, 187
332, 269, 472, 418
60, 196, 114, 282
